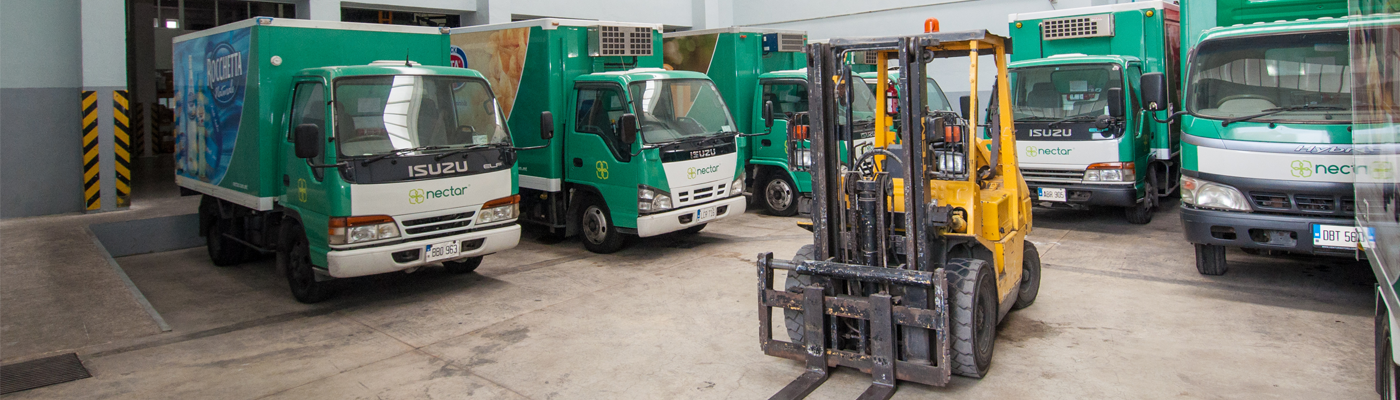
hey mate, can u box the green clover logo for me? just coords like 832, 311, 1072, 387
687, 167, 697, 179
1025, 146, 1038, 157
296, 179, 308, 202
1290, 160, 1313, 178
408, 189, 425, 204
1373, 161, 1395, 180
596, 160, 609, 180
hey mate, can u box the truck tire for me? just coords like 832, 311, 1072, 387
947, 257, 997, 378
206, 216, 246, 267
1195, 244, 1228, 276
443, 256, 483, 274
578, 195, 626, 254
760, 172, 799, 216
1012, 241, 1042, 310
783, 245, 827, 344
282, 225, 333, 304
1377, 294, 1400, 400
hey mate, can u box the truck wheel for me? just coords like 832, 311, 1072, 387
681, 223, 707, 234
282, 226, 333, 304
1194, 244, 1228, 276
206, 216, 246, 267
443, 256, 483, 274
1379, 296, 1399, 400
948, 257, 997, 378
760, 172, 799, 216
783, 245, 828, 343
1012, 241, 1042, 310
578, 195, 626, 254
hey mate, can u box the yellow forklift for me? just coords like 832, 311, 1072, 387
756, 27, 1040, 399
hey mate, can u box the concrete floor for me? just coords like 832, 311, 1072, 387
1, 198, 1378, 399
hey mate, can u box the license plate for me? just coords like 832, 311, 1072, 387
424, 240, 460, 262
1038, 187, 1067, 202
1313, 224, 1363, 250
696, 207, 718, 222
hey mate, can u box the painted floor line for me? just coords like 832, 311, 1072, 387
85, 227, 171, 333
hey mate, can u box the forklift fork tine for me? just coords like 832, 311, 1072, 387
771, 285, 831, 400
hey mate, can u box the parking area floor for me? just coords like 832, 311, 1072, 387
2, 200, 1378, 399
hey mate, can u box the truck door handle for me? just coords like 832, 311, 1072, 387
761, 139, 772, 147
573, 158, 583, 167
283, 175, 290, 186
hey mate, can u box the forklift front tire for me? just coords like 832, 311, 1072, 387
948, 258, 997, 378
1195, 244, 1228, 276
783, 245, 827, 344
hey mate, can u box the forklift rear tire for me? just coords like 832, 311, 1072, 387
578, 195, 627, 254
282, 225, 333, 304
948, 258, 997, 378
783, 245, 829, 344
443, 256, 483, 274
1195, 244, 1228, 276
206, 216, 246, 267
1012, 241, 1042, 310
759, 172, 799, 217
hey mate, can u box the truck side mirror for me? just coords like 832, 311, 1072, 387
1140, 72, 1168, 112
763, 100, 775, 129
959, 95, 972, 121
540, 111, 554, 140
1106, 88, 1124, 118
619, 113, 638, 145
293, 124, 321, 159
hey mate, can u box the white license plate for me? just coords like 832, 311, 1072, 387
696, 207, 718, 222
424, 240, 460, 262
1313, 224, 1363, 249
1038, 187, 1067, 202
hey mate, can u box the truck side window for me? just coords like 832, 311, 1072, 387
762, 82, 808, 120
290, 82, 326, 165
575, 86, 630, 161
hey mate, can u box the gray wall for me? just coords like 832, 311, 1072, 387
1, 0, 86, 218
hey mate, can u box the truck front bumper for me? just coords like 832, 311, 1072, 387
325, 223, 521, 278
1027, 182, 1138, 208
1180, 206, 1354, 256
636, 195, 747, 237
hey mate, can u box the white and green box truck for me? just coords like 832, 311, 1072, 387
1007, 1, 1182, 224
176, 18, 522, 302
448, 19, 746, 254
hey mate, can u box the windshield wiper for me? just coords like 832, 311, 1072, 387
1015, 116, 1059, 122
1048, 115, 1100, 127
360, 145, 449, 165
1220, 105, 1346, 127
434, 143, 499, 161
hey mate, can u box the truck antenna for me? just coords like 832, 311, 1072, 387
405, 50, 411, 67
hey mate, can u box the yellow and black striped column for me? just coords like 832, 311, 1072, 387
113, 90, 131, 208
81, 90, 101, 211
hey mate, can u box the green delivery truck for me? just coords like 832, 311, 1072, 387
662, 28, 808, 215
1007, 1, 1182, 224
448, 19, 746, 254
176, 18, 523, 303
1140, 0, 1356, 274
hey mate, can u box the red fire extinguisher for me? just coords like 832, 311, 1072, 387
885, 82, 899, 116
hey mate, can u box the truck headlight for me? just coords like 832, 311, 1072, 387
638, 185, 672, 214
793, 149, 813, 167
476, 194, 520, 225
1181, 176, 1252, 212
329, 215, 400, 245
1084, 162, 1135, 183
732, 177, 745, 196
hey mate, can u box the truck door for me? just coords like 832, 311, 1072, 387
565, 84, 638, 225
755, 79, 805, 166
283, 80, 335, 225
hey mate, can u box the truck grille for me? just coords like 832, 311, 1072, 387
1248, 191, 1354, 217
1021, 168, 1084, 184
1042, 14, 1115, 40
676, 182, 733, 207
402, 211, 475, 235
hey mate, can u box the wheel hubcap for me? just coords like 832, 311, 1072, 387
765, 179, 793, 211
583, 206, 608, 244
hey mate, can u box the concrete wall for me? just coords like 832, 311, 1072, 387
1, 0, 86, 218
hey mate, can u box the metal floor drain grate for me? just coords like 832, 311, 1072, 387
0, 353, 92, 394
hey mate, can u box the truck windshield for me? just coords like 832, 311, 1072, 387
1010, 64, 1123, 121
862, 77, 953, 111
333, 75, 510, 157
627, 79, 736, 143
1185, 30, 1351, 123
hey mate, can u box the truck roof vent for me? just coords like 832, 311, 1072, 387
849, 50, 880, 65
1041, 13, 1114, 40
589, 25, 654, 57
763, 33, 806, 53
370, 60, 421, 66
